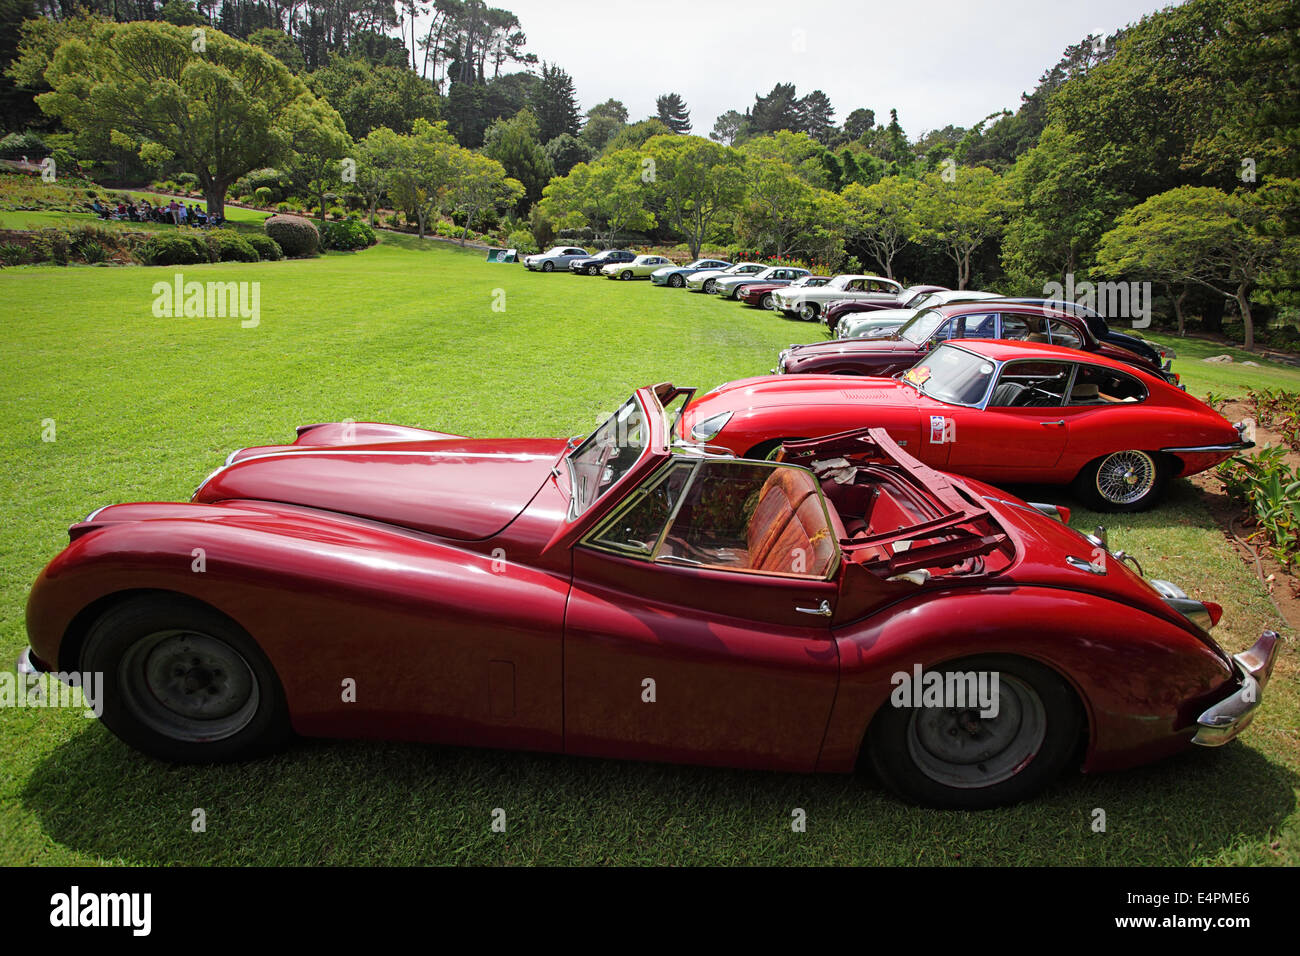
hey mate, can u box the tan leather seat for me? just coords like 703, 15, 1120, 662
1070, 383, 1101, 403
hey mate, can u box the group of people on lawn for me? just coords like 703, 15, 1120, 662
89, 197, 224, 228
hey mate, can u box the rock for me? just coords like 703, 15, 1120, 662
1203, 354, 1234, 363
1242, 361, 1259, 367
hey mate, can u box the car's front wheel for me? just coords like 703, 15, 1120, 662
761, 293, 776, 310
669, 274, 685, 288
620, 270, 632, 280
703, 279, 717, 294
867, 654, 1081, 809
542, 260, 554, 272
1073, 450, 1167, 512
80, 595, 292, 763
586, 265, 597, 275
799, 302, 820, 321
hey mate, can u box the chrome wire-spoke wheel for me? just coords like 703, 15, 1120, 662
799, 302, 818, 321
1095, 450, 1158, 505
118, 629, 260, 743
906, 674, 1047, 789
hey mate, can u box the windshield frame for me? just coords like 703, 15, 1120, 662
903, 343, 1002, 408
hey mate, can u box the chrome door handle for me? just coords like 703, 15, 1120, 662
796, 600, 833, 617
1039, 420, 1065, 427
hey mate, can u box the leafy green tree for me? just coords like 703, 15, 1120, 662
308, 57, 440, 139
655, 92, 691, 134
248, 27, 305, 73
1095, 183, 1298, 349
386, 117, 458, 239
286, 96, 354, 223
159, 0, 205, 27
580, 99, 627, 152
909, 166, 1012, 289
603, 118, 671, 154
842, 177, 920, 279
482, 108, 554, 210
749, 82, 800, 134
529, 61, 580, 142
544, 132, 591, 177
709, 110, 746, 146
355, 125, 404, 226
842, 108, 875, 142
538, 150, 655, 247
447, 148, 524, 245
733, 155, 819, 260
36, 20, 313, 218
741, 130, 832, 189
642, 134, 746, 258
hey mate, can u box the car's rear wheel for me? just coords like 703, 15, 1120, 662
80, 595, 291, 763
1073, 450, 1167, 512
867, 655, 1081, 809
669, 274, 685, 288
761, 293, 776, 310
799, 302, 820, 321
542, 261, 554, 272
703, 279, 717, 294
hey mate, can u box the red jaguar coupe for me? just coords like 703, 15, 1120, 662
22, 384, 1275, 808
679, 340, 1251, 511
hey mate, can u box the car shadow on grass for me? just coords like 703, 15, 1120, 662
21, 722, 1297, 866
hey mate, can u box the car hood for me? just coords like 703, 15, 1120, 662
692, 374, 924, 416
193, 437, 567, 540
788, 339, 916, 359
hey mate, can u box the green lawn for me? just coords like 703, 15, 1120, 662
1, 238, 1296, 865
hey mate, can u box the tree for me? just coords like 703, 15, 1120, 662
909, 166, 1012, 289
842, 177, 920, 279
248, 27, 305, 73
709, 110, 746, 146
544, 132, 591, 177
749, 82, 800, 134
734, 155, 819, 261
355, 125, 404, 226
643, 134, 746, 258
308, 57, 440, 139
482, 108, 554, 210
655, 92, 691, 134
286, 96, 354, 223
1095, 183, 1298, 349
530, 61, 580, 142
604, 118, 671, 154
539, 150, 656, 247
36, 20, 313, 219
842, 108, 876, 141
797, 90, 835, 143
581, 98, 627, 151
447, 148, 524, 244
386, 117, 458, 239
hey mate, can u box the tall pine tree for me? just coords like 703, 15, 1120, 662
655, 92, 692, 134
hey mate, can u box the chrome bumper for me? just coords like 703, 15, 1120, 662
16, 646, 42, 676
1161, 440, 1254, 454
1192, 631, 1280, 746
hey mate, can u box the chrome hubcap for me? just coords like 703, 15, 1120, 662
1096, 450, 1157, 505
907, 674, 1046, 789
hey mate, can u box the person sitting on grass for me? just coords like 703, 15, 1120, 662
90, 199, 110, 219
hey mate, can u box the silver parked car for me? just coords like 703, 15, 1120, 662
713, 266, 811, 300
523, 246, 590, 272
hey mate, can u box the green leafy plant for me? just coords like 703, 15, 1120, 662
320, 216, 376, 252
245, 234, 282, 261
138, 232, 207, 266
263, 214, 319, 257
1218, 445, 1300, 566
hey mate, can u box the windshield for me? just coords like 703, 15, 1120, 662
902, 345, 997, 406
907, 291, 938, 310
899, 307, 948, 345
566, 396, 650, 519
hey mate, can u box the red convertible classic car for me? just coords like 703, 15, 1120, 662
22, 385, 1276, 808
681, 341, 1252, 511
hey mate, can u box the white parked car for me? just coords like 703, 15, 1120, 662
601, 254, 674, 280
685, 262, 767, 294
835, 290, 1002, 338
770, 274, 904, 320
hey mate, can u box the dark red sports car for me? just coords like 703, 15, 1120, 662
22, 385, 1275, 808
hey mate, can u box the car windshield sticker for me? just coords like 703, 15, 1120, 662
904, 366, 931, 385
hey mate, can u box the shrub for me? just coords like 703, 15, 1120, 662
0, 130, 49, 160
204, 228, 260, 262
245, 234, 283, 261
233, 167, 286, 202
30, 228, 71, 265
321, 216, 376, 251
138, 232, 208, 266
263, 214, 319, 257
254, 187, 273, 206
0, 241, 27, 266
175, 172, 198, 190
506, 229, 538, 255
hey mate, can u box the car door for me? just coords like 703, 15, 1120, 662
564, 458, 841, 772
943, 359, 1075, 479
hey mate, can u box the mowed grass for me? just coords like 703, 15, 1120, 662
0, 238, 1296, 866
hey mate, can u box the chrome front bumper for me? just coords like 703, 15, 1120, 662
1192, 631, 1281, 746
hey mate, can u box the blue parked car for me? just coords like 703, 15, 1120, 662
650, 258, 733, 288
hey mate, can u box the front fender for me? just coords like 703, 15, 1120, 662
816, 585, 1235, 774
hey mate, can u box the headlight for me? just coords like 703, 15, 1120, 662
691, 411, 733, 442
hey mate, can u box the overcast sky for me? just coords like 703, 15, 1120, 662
422, 0, 1179, 138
